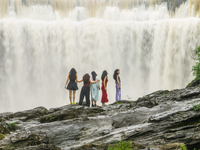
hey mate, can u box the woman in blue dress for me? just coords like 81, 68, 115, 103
90, 71, 100, 107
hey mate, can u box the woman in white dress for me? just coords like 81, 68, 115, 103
90, 71, 100, 107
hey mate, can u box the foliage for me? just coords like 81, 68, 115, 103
155, 91, 166, 95
107, 140, 131, 150
180, 144, 186, 150
192, 46, 200, 80
8, 122, 18, 130
7, 146, 14, 149
46, 116, 54, 121
0, 134, 5, 140
116, 102, 122, 105
192, 102, 200, 111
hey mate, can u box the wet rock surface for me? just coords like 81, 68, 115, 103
1, 86, 200, 150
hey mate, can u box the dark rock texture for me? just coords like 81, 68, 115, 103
186, 78, 200, 88
1, 86, 200, 150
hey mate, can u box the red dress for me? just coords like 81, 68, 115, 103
101, 78, 109, 103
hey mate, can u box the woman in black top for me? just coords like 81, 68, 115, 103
65, 68, 78, 104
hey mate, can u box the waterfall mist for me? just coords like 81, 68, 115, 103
0, 0, 200, 112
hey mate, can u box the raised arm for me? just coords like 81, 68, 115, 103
65, 75, 70, 88
89, 78, 100, 84
104, 76, 107, 91
117, 75, 121, 89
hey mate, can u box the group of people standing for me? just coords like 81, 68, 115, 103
65, 68, 121, 107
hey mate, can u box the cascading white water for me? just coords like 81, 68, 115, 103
0, 0, 200, 113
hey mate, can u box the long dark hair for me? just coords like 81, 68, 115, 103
113, 69, 119, 81
83, 74, 90, 84
101, 70, 108, 81
91, 71, 97, 81
69, 68, 76, 80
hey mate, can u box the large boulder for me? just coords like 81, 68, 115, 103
0, 86, 200, 149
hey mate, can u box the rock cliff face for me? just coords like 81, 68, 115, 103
1, 86, 200, 150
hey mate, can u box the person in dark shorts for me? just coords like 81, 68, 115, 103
65, 68, 78, 104
78, 73, 100, 107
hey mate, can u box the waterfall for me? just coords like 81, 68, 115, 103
0, 0, 200, 112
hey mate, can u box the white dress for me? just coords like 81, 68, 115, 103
90, 77, 100, 101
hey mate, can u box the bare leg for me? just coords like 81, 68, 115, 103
69, 90, 72, 104
95, 101, 97, 106
73, 90, 76, 104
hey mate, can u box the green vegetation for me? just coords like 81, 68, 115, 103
116, 102, 122, 105
0, 134, 5, 140
192, 102, 200, 111
180, 145, 200, 150
155, 91, 166, 95
46, 116, 54, 121
179, 112, 183, 115
7, 146, 14, 149
180, 144, 186, 150
7, 122, 18, 130
188, 46, 200, 87
192, 46, 200, 80
107, 140, 131, 150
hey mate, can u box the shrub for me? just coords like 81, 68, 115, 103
180, 144, 186, 150
192, 102, 200, 111
108, 140, 131, 150
192, 46, 200, 80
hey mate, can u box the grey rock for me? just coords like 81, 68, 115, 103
1, 86, 200, 149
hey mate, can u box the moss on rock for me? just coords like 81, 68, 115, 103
0, 134, 5, 140
0, 123, 10, 135
186, 78, 200, 88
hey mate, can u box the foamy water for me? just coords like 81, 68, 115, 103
0, 0, 200, 112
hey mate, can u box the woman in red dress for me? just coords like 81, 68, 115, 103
101, 70, 109, 106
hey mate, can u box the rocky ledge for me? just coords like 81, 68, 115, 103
1, 86, 200, 150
